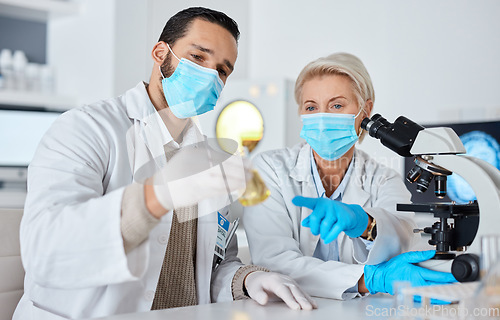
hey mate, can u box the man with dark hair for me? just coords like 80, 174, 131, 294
158, 6, 241, 45
14, 7, 316, 320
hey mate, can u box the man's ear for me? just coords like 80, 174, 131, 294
151, 41, 168, 65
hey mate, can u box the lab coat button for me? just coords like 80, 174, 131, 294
158, 234, 168, 245
145, 290, 155, 301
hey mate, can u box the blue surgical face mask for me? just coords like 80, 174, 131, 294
300, 110, 363, 161
160, 43, 224, 119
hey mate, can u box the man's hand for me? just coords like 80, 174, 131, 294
244, 271, 318, 310
149, 141, 247, 218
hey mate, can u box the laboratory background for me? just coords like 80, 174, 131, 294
1, 0, 500, 319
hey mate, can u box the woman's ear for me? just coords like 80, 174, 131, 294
151, 41, 168, 65
365, 99, 374, 117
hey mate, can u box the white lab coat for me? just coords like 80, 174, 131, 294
14, 82, 243, 320
243, 143, 419, 300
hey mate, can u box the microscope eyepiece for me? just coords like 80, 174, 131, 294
360, 117, 372, 131
370, 114, 383, 122
360, 114, 425, 157
361, 117, 383, 138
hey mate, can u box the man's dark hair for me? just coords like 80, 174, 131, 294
158, 7, 240, 46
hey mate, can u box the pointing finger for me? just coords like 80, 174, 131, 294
292, 196, 319, 210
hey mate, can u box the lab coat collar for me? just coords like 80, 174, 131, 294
292, 143, 370, 207
124, 82, 158, 122
125, 82, 205, 170
342, 149, 371, 207
310, 147, 355, 200
289, 142, 313, 182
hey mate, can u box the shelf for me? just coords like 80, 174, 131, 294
0, 0, 80, 22
0, 90, 78, 111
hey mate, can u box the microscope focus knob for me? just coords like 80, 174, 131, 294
451, 254, 480, 282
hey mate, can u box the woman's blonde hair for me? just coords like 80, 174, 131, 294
294, 52, 375, 112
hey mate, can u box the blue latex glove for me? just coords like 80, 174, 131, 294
414, 295, 452, 305
364, 250, 457, 295
292, 196, 369, 244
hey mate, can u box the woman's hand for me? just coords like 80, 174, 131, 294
363, 250, 457, 295
292, 196, 369, 243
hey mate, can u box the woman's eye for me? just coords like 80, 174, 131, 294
305, 106, 316, 111
333, 104, 342, 109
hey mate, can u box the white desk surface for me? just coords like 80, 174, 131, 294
92, 295, 402, 320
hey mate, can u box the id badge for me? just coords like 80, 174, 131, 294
215, 212, 229, 260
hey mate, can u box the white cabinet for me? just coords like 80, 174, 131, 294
0, 90, 77, 111
0, 0, 80, 22
0, 0, 82, 110
1, 0, 149, 110
0, 0, 84, 206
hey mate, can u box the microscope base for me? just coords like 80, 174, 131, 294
418, 259, 453, 273
419, 253, 480, 282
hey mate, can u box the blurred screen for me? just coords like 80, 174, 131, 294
0, 109, 62, 167
404, 121, 500, 204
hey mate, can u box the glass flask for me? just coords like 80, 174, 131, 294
214, 100, 270, 206
237, 144, 270, 207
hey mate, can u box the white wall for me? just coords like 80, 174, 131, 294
50, 0, 500, 124
114, 0, 149, 95
48, 0, 151, 104
249, 0, 500, 123
247, 0, 500, 172
52, 0, 500, 173
48, 0, 117, 104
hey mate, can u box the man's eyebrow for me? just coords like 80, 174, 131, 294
191, 43, 234, 72
192, 44, 214, 54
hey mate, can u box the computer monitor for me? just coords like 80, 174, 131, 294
404, 120, 500, 204
0, 108, 63, 188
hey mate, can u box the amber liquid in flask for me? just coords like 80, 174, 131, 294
238, 142, 270, 206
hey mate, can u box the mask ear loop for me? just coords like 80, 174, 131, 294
355, 107, 366, 139
166, 43, 181, 62
354, 107, 364, 119
159, 43, 181, 79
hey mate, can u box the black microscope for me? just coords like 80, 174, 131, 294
361, 114, 490, 282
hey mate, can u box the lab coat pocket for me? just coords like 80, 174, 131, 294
31, 301, 70, 320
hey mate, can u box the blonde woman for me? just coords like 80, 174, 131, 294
243, 53, 455, 299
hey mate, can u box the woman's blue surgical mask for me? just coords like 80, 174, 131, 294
300, 110, 363, 161
160, 43, 224, 119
